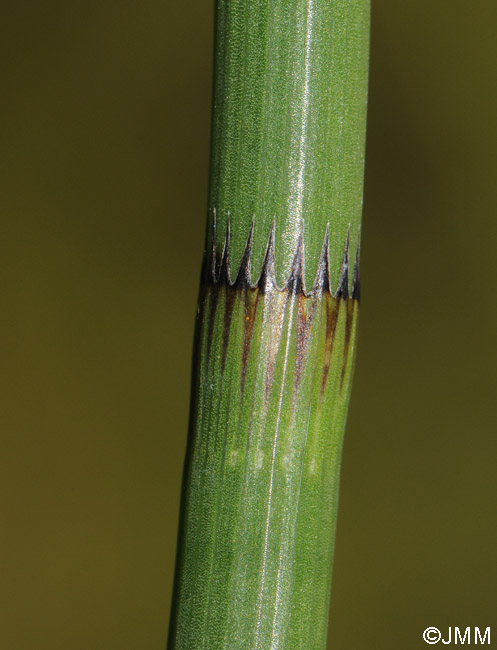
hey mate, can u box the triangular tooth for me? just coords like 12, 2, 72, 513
234, 215, 254, 288
218, 215, 231, 285
312, 222, 330, 295
336, 227, 350, 299
259, 219, 276, 293
287, 226, 305, 295
352, 238, 360, 301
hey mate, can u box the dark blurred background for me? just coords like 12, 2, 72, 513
1, 1, 496, 648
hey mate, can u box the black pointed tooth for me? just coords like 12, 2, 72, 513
258, 221, 275, 293
352, 242, 360, 301
234, 217, 254, 288
287, 230, 305, 295
312, 223, 330, 295
336, 228, 350, 299
217, 216, 231, 285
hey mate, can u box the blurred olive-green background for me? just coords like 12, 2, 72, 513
1, 2, 496, 648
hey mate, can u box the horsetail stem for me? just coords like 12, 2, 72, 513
168, 1, 369, 648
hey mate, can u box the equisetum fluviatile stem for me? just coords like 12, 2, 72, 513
168, 1, 369, 648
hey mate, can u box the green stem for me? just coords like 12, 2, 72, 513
168, 2, 369, 649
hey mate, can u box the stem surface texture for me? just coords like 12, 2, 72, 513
168, 1, 369, 649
